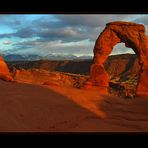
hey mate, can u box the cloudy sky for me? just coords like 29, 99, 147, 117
0, 14, 148, 57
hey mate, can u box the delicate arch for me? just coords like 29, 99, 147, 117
88, 22, 148, 95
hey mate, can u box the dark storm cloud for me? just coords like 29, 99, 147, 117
0, 28, 35, 38
0, 15, 24, 28
1, 15, 104, 42
0, 24, 100, 42
36, 27, 102, 42
31, 15, 65, 29
2, 14, 145, 41
0, 15, 146, 41
0, 33, 12, 38
15, 28, 36, 38
54, 15, 139, 27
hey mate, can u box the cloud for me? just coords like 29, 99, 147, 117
3, 40, 11, 45
0, 15, 24, 29
12, 39, 94, 56
15, 27, 36, 38
55, 15, 142, 27
0, 25, 100, 43
0, 14, 148, 56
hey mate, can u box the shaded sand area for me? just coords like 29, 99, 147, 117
0, 79, 148, 132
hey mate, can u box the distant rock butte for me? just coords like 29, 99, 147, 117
87, 21, 148, 95
0, 55, 13, 81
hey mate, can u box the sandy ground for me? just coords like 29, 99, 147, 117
0, 79, 148, 132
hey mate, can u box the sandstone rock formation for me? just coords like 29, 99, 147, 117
88, 22, 148, 95
0, 55, 13, 81
104, 54, 140, 78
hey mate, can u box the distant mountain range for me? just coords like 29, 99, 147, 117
7, 53, 140, 77
2, 54, 93, 61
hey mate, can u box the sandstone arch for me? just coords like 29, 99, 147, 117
88, 22, 148, 95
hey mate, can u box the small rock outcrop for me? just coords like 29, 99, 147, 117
0, 55, 13, 81
87, 21, 148, 95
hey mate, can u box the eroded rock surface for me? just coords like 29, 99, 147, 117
0, 55, 13, 81
88, 21, 148, 95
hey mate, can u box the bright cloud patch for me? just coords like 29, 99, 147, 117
3, 40, 11, 45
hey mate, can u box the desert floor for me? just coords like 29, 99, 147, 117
0, 79, 148, 132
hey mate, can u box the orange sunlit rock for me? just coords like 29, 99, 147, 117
0, 55, 13, 81
88, 22, 148, 95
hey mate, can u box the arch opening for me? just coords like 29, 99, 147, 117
105, 43, 140, 97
